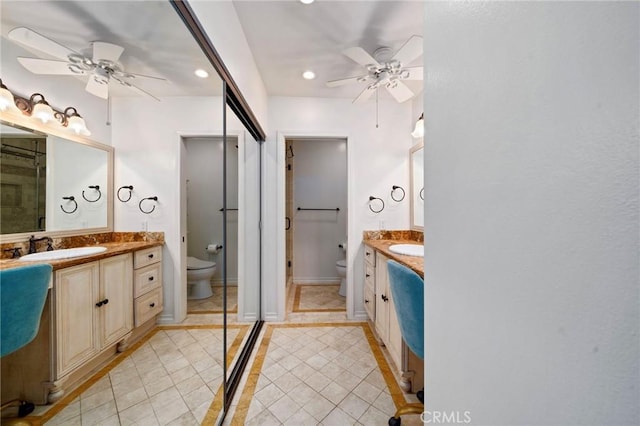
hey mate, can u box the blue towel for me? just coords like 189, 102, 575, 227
0, 264, 52, 357
387, 260, 424, 360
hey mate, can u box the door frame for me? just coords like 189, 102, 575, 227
275, 131, 353, 320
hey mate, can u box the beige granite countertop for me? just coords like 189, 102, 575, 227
0, 236, 163, 271
363, 239, 424, 278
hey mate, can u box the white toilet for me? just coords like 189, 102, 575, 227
187, 256, 216, 300
336, 259, 347, 297
336, 241, 347, 297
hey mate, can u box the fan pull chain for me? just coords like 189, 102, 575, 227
106, 95, 112, 126
376, 88, 379, 129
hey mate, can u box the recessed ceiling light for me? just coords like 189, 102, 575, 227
300, 0, 314, 4
194, 69, 209, 78
302, 70, 316, 80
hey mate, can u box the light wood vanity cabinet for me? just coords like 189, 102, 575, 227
133, 246, 163, 327
364, 243, 423, 393
53, 253, 133, 392
1, 246, 163, 406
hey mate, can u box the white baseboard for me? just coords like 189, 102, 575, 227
294, 277, 341, 285
353, 310, 368, 321
156, 313, 176, 324
211, 279, 238, 286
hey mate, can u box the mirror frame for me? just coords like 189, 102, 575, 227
410, 141, 424, 232
0, 110, 114, 243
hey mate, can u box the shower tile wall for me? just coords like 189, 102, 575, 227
0, 136, 46, 234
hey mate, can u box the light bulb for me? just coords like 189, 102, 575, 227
411, 114, 424, 138
67, 114, 90, 136
32, 102, 54, 123
0, 87, 16, 111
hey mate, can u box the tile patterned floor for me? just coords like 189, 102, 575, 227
36, 325, 249, 425
227, 323, 422, 426
187, 286, 238, 314
293, 284, 346, 313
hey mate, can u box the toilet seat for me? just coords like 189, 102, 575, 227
187, 256, 216, 270
336, 259, 346, 268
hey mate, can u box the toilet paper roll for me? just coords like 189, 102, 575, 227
206, 244, 222, 254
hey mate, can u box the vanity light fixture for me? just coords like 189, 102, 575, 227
302, 70, 316, 80
0, 81, 91, 136
59, 107, 91, 136
30, 94, 55, 123
194, 69, 209, 78
0, 79, 17, 112
411, 113, 424, 138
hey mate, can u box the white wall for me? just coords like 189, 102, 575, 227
189, 0, 269, 132
185, 136, 239, 284
291, 138, 347, 283
264, 96, 414, 320
1, 41, 111, 144
423, 2, 639, 425
111, 96, 261, 323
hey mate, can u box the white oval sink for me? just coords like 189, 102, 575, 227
20, 246, 107, 261
389, 244, 424, 257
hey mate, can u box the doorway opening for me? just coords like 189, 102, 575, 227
284, 137, 348, 319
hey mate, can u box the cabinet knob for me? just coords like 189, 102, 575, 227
365, 274, 370, 278
148, 276, 154, 281
148, 254, 154, 259
365, 252, 370, 256
103, 298, 109, 305
150, 302, 155, 308
95, 298, 109, 307
365, 299, 369, 304
95, 301, 103, 307
381, 294, 388, 302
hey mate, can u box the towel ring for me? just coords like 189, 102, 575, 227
391, 185, 405, 202
117, 185, 134, 202
139, 196, 158, 214
82, 185, 101, 203
60, 196, 78, 214
368, 196, 384, 214
420, 188, 424, 200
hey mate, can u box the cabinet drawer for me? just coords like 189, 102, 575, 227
134, 263, 162, 298
364, 284, 375, 321
364, 262, 375, 289
134, 246, 162, 269
135, 287, 163, 327
364, 245, 376, 267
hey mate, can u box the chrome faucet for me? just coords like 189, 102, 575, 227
28, 235, 53, 254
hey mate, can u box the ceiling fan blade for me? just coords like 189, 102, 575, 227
353, 86, 376, 104
17, 57, 81, 75
392, 35, 423, 66
326, 75, 369, 88
113, 70, 167, 82
342, 47, 380, 68
8, 27, 78, 61
92, 41, 124, 63
113, 77, 160, 101
385, 81, 414, 103
85, 76, 109, 99
402, 66, 423, 81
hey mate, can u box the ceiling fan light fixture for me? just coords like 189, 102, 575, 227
300, 0, 314, 4
302, 70, 316, 80
194, 69, 209, 78
411, 113, 424, 138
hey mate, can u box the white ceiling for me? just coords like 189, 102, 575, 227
233, 0, 424, 102
0, 1, 423, 103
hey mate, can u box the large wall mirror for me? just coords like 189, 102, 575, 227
410, 142, 424, 231
0, 116, 112, 242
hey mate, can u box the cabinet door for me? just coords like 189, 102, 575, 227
374, 252, 389, 341
55, 262, 100, 377
387, 291, 404, 370
99, 254, 133, 348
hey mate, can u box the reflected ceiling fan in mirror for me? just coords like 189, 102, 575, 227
8, 27, 166, 101
326, 35, 423, 104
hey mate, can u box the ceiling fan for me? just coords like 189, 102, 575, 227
7, 27, 165, 101
326, 35, 423, 104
